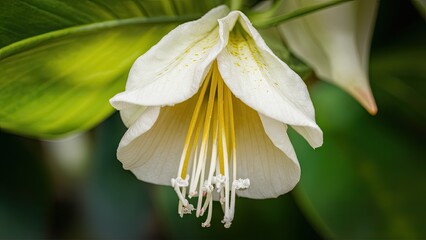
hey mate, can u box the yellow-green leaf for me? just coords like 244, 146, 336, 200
0, 0, 221, 138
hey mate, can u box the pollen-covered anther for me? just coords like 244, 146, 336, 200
202, 180, 214, 193
233, 178, 250, 190
222, 217, 232, 228
171, 175, 190, 188
213, 174, 226, 192
188, 191, 198, 199
182, 201, 195, 213
201, 222, 211, 228
178, 197, 195, 217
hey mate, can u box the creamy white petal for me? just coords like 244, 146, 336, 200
110, 6, 229, 111
233, 98, 300, 199
278, 0, 331, 77
217, 11, 322, 148
117, 106, 160, 168
117, 94, 199, 185
355, 0, 379, 115
356, 0, 379, 69
119, 105, 147, 128
279, 0, 377, 114
258, 113, 297, 163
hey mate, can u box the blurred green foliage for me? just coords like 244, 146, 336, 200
0, 135, 52, 238
291, 1, 426, 238
0, 0, 425, 239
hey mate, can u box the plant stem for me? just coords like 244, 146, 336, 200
252, 0, 354, 28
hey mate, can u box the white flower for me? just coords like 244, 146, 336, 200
279, 0, 379, 114
110, 5, 322, 228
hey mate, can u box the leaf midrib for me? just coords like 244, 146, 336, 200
0, 14, 199, 60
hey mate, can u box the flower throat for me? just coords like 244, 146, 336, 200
171, 61, 250, 228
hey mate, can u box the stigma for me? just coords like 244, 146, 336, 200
170, 61, 249, 228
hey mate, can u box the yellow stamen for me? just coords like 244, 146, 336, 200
226, 86, 237, 182
205, 102, 218, 186
178, 68, 213, 178
217, 66, 225, 175
193, 64, 218, 179
172, 60, 249, 228
187, 102, 206, 179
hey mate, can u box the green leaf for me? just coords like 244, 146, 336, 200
411, 0, 426, 17
0, 0, 217, 48
0, 21, 174, 138
251, 0, 354, 28
0, 0, 222, 139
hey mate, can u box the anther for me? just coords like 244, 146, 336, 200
232, 178, 250, 190
201, 223, 211, 228
171, 175, 190, 188
222, 217, 232, 228
213, 174, 226, 192
202, 180, 214, 193
181, 201, 194, 214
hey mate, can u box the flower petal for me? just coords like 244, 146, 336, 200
117, 106, 160, 168
278, 0, 332, 78
356, 0, 379, 69
110, 5, 229, 111
233, 98, 300, 199
117, 94, 199, 185
279, 1, 377, 114
119, 105, 147, 128
217, 11, 322, 148
258, 113, 298, 164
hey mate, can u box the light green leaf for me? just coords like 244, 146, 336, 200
250, 0, 354, 28
0, 0, 221, 138
0, 22, 174, 138
0, 0, 218, 48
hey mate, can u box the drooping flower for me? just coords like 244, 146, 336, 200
110, 5, 322, 228
278, 0, 379, 114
